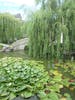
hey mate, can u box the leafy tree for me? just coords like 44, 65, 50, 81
0, 13, 23, 43
25, 0, 75, 61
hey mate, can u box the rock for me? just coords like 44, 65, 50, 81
13, 96, 25, 100
13, 95, 39, 100
1, 45, 13, 52
0, 43, 10, 52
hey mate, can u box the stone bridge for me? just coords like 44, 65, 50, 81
11, 38, 29, 51
0, 38, 29, 52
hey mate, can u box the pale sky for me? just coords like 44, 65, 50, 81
0, 0, 36, 19
3, 0, 35, 6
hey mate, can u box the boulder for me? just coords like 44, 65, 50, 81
13, 95, 39, 100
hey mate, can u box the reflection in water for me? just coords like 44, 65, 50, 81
0, 51, 29, 59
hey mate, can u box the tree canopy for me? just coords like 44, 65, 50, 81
0, 13, 23, 43
25, 0, 75, 61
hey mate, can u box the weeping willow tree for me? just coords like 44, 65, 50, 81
62, 0, 75, 53
25, 0, 75, 62
0, 13, 23, 43
28, 9, 60, 61
29, 10, 51, 58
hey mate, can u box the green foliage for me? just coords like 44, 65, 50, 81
0, 57, 74, 100
37, 61, 75, 100
38, 91, 59, 100
25, 0, 75, 61
0, 13, 23, 43
0, 44, 3, 49
0, 57, 49, 100
62, 0, 75, 52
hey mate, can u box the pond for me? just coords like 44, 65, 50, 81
0, 51, 75, 100
0, 51, 29, 59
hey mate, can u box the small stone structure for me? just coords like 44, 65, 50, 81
11, 38, 29, 51
0, 38, 29, 52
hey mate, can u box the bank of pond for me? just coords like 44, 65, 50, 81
0, 52, 75, 100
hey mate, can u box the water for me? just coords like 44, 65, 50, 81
0, 51, 75, 100
0, 51, 39, 100
0, 51, 29, 59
